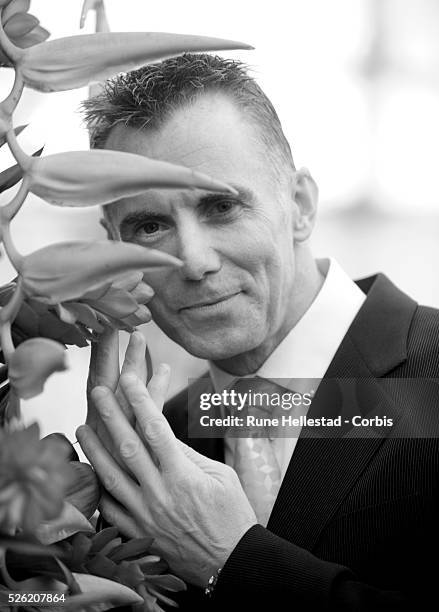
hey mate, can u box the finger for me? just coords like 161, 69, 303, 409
99, 492, 145, 539
147, 363, 171, 412
76, 424, 146, 523
120, 331, 147, 383
120, 373, 183, 474
91, 386, 162, 490
116, 331, 148, 425
88, 328, 120, 392
87, 329, 120, 439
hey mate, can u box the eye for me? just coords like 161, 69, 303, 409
141, 221, 162, 235
208, 199, 238, 217
216, 201, 233, 213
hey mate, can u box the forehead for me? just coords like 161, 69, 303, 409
104, 92, 267, 181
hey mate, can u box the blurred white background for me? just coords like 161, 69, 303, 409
1, 0, 438, 442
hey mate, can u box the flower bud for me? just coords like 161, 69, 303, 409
20, 240, 182, 303
8, 337, 67, 399
26, 149, 237, 207
16, 32, 253, 92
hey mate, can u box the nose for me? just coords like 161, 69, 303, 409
176, 217, 221, 281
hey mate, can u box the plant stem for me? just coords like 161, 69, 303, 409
0, 278, 24, 325
1, 70, 24, 117
1, 221, 24, 271
6, 127, 31, 170
0, 320, 14, 361
1, 178, 29, 221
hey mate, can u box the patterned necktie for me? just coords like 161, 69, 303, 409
225, 378, 283, 526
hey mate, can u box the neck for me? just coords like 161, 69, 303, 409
213, 253, 325, 376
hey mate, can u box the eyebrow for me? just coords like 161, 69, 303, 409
117, 185, 255, 231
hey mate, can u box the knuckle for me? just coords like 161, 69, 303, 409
143, 418, 166, 442
119, 437, 141, 459
103, 472, 118, 492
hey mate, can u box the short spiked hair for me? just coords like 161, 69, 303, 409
81, 53, 295, 175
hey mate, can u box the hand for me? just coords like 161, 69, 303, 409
77, 365, 257, 587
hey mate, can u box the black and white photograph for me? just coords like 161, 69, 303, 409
0, 1, 438, 610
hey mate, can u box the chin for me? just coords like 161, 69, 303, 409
176, 329, 264, 361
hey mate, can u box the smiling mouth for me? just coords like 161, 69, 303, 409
180, 292, 241, 311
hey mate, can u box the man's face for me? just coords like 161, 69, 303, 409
105, 93, 300, 361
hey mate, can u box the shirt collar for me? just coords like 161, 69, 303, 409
209, 257, 366, 392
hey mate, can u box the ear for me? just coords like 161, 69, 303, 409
100, 212, 121, 241
292, 167, 319, 242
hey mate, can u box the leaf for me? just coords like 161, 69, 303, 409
0, 146, 43, 194
64, 573, 143, 609
27, 148, 237, 207
16, 32, 253, 92
8, 337, 67, 399
35, 501, 95, 545
21, 240, 182, 303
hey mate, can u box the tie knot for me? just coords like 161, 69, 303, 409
223, 377, 288, 438
230, 377, 287, 414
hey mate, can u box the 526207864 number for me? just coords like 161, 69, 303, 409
1, 592, 66, 605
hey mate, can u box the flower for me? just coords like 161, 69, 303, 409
0, 0, 49, 68
0, 270, 154, 350
58, 270, 154, 336
57, 527, 186, 612
0, 423, 73, 532
11, 30, 251, 92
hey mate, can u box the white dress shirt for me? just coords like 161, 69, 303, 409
209, 258, 366, 481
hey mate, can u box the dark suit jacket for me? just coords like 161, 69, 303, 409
163, 274, 439, 611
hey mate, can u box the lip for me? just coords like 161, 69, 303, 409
179, 291, 241, 311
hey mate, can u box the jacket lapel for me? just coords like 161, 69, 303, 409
177, 376, 225, 463
267, 274, 418, 550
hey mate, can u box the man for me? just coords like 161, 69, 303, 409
77, 53, 439, 611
